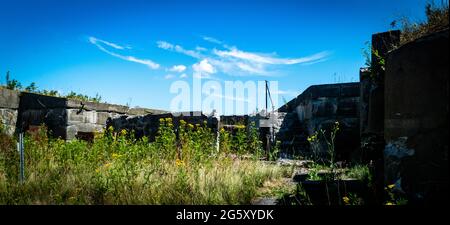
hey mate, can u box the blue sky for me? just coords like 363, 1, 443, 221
0, 0, 428, 113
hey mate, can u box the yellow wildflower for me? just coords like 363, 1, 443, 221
120, 129, 127, 136
188, 124, 194, 129
104, 162, 112, 169
385, 202, 394, 205
112, 153, 122, 159
388, 184, 395, 189
307, 133, 317, 142
342, 196, 350, 204
108, 126, 114, 132
175, 158, 185, 167
180, 120, 186, 125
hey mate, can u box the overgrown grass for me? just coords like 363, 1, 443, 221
398, 1, 449, 45
0, 119, 291, 204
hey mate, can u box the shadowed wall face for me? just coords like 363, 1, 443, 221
384, 29, 449, 205
276, 82, 361, 161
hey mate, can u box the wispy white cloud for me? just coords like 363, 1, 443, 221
202, 36, 223, 45
156, 37, 330, 78
179, 73, 188, 78
168, 65, 186, 73
157, 41, 173, 50
89, 37, 130, 50
235, 62, 269, 75
213, 47, 330, 65
195, 46, 207, 51
156, 41, 202, 58
89, 36, 159, 69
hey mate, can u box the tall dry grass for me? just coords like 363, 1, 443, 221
0, 119, 291, 204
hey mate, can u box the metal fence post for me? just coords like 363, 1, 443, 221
19, 132, 24, 184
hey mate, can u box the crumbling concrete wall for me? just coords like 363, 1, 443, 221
67, 100, 169, 139
384, 28, 449, 205
16, 92, 167, 140
0, 88, 19, 135
107, 111, 219, 141
17, 92, 70, 138
276, 82, 360, 160
295, 82, 360, 160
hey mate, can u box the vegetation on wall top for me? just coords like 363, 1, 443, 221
395, 0, 449, 45
1, 71, 103, 103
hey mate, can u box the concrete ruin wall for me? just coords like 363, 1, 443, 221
0, 88, 20, 135
296, 82, 360, 159
106, 111, 219, 141
276, 82, 360, 160
10, 91, 166, 140
384, 28, 449, 205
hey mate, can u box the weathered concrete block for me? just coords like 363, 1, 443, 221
66, 99, 129, 113
0, 108, 18, 135
96, 112, 113, 125
67, 109, 98, 124
128, 107, 167, 115
0, 88, 20, 109
66, 123, 103, 140
66, 125, 77, 140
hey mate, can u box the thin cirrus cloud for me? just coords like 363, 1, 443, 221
89, 35, 330, 78
156, 36, 331, 77
89, 36, 160, 69
202, 36, 223, 45
156, 41, 202, 59
212, 47, 331, 65
195, 46, 208, 52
